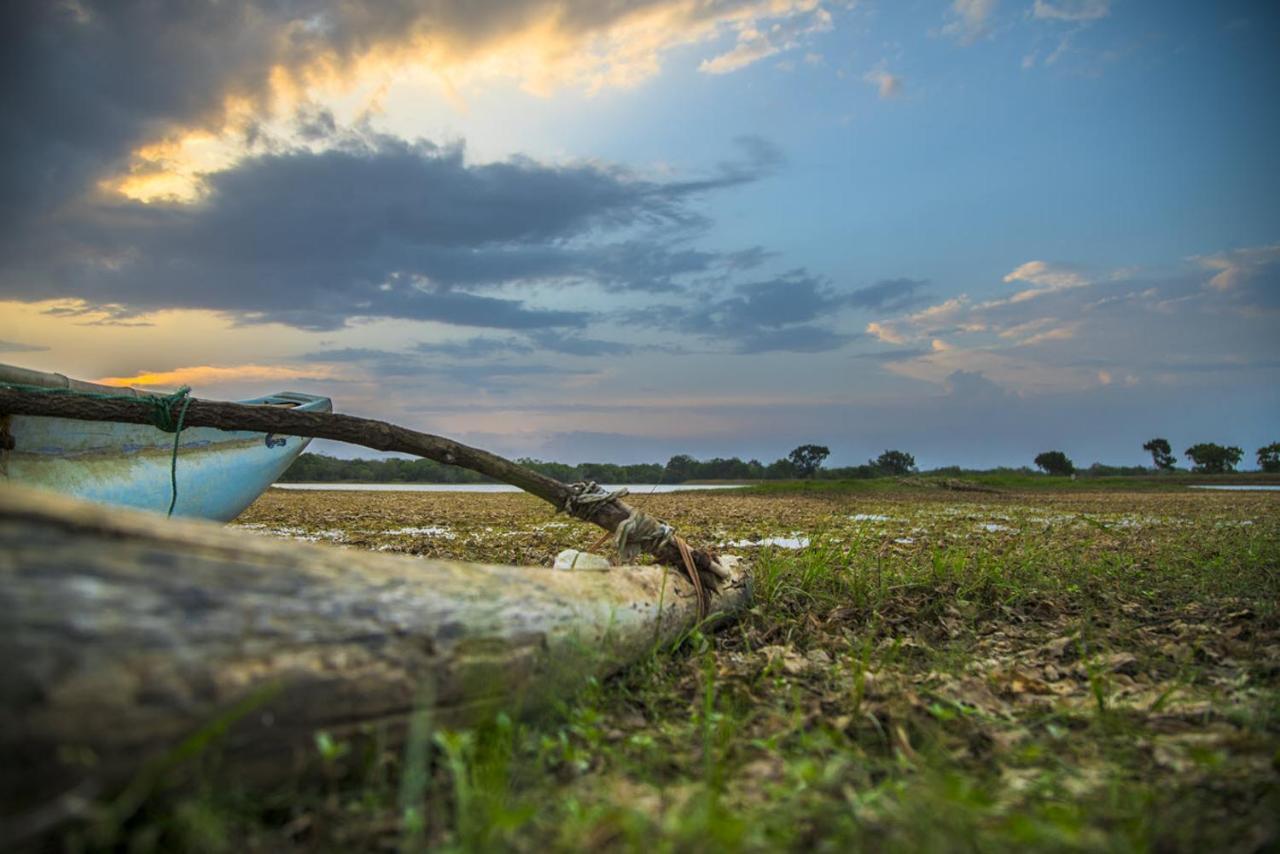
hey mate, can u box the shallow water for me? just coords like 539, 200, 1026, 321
724, 536, 811, 549
272, 482, 747, 494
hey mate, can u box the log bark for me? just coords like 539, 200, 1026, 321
0, 388, 726, 592
0, 486, 749, 824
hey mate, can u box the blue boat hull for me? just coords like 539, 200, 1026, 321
2, 390, 331, 522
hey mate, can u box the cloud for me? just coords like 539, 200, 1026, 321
997, 317, 1057, 340
943, 369, 1011, 402
301, 347, 410, 364
855, 244, 1280, 400
433, 363, 596, 390
297, 344, 597, 396
848, 278, 930, 311
732, 325, 854, 354
850, 347, 931, 363
941, 0, 998, 45
413, 338, 535, 359
1002, 260, 1087, 289
1000, 260, 1090, 302
0, 340, 48, 353
527, 332, 635, 357
0, 134, 781, 330
1019, 323, 1078, 345
691, 272, 852, 348
699, 6, 833, 75
2, 1, 829, 216
866, 321, 907, 344
1031, 0, 1110, 22
95, 364, 338, 388
1192, 244, 1280, 310
995, 317, 1085, 347
907, 296, 973, 330
628, 270, 857, 353
313, 330, 629, 363
862, 66, 903, 99
1192, 243, 1274, 294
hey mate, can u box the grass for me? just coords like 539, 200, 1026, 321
746, 470, 1280, 495
64, 488, 1280, 851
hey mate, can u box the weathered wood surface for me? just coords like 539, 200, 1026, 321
0, 387, 728, 591
0, 486, 749, 817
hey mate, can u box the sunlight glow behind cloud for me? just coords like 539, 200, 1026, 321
96, 364, 340, 389
97, 0, 833, 203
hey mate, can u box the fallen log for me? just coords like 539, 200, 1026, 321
0, 486, 749, 830
0, 385, 729, 596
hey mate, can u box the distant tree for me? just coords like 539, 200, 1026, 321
662, 454, 697, 483
1087, 462, 1156, 477
1142, 437, 1176, 471
874, 450, 917, 475
764, 458, 799, 479
787, 444, 830, 478
1255, 443, 1280, 473
1034, 450, 1075, 476
1184, 443, 1243, 474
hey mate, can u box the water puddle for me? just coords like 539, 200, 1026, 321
236, 524, 346, 542
725, 536, 811, 549
382, 526, 456, 538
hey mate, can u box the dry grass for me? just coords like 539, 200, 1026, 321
80, 486, 1280, 852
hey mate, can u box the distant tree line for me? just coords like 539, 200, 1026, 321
281, 444, 925, 484
1028, 438, 1279, 476
280, 454, 671, 485
281, 437, 1279, 484
1145, 437, 1278, 474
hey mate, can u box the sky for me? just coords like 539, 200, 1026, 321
1, 0, 1277, 468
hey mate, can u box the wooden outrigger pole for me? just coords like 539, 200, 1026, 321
0, 387, 733, 596
0, 387, 749, 839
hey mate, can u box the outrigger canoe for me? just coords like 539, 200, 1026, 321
0, 363, 330, 521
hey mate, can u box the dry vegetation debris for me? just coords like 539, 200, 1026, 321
94, 487, 1280, 851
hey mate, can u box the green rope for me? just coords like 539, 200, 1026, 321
0, 381, 194, 516
164, 393, 193, 516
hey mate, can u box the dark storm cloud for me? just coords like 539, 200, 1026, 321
0, 0, 786, 232
2, 0, 275, 230
847, 278, 931, 311
2, 1, 786, 331
294, 106, 339, 142
0, 134, 781, 330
